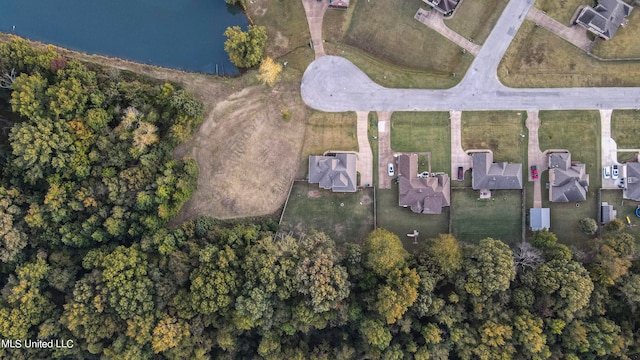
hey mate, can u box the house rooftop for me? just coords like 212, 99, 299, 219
397, 154, 450, 214
471, 152, 523, 190
530, 208, 550, 231
548, 152, 589, 203
601, 202, 617, 224
624, 162, 640, 201
422, 0, 460, 15
575, 0, 633, 40
308, 153, 357, 192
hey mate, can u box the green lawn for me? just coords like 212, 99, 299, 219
376, 186, 450, 251
338, 0, 472, 86
445, 0, 508, 44
298, 111, 358, 177
461, 111, 527, 163
498, 21, 640, 87
591, 10, 640, 59
535, 0, 590, 25
612, 110, 640, 149
601, 190, 640, 243
451, 188, 522, 245
619, 152, 639, 163
538, 111, 601, 247
390, 112, 451, 172
279, 182, 374, 246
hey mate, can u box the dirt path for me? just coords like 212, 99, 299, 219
377, 111, 393, 189
526, 110, 546, 208
302, 0, 329, 58
450, 111, 471, 181
600, 109, 619, 189
525, 7, 593, 52
414, 8, 481, 56
356, 111, 373, 187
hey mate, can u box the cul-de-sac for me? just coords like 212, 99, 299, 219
2, 0, 640, 358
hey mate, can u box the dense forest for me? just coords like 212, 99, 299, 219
1, 39, 640, 359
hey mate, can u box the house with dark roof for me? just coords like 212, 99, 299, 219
397, 154, 450, 214
308, 153, 357, 192
471, 152, 523, 190
624, 162, 640, 201
422, 0, 460, 15
548, 152, 590, 202
575, 0, 633, 40
530, 208, 551, 231
601, 202, 617, 224
329, 0, 350, 9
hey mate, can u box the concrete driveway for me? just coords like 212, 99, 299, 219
450, 111, 471, 181
302, 0, 328, 58
601, 109, 620, 189
356, 111, 373, 187
377, 112, 394, 189
525, 7, 593, 52
415, 8, 481, 56
526, 110, 546, 208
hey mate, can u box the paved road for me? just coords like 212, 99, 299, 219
355, 111, 373, 187
300, 0, 640, 112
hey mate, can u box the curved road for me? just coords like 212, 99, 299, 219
301, 0, 640, 112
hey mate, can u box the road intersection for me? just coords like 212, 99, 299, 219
300, 0, 640, 112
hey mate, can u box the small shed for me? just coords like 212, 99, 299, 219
530, 208, 550, 231
601, 202, 617, 224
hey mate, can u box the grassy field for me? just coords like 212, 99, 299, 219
390, 112, 451, 172
445, 0, 508, 44
601, 190, 640, 242
279, 182, 374, 246
336, 0, 472, 85
591, 10, 640, 59
612, 110, 640, 149
461, 111, 527, 163
377, 186, 450, 251
451, 188, 522, 245
537, 111, 601, 246
298, 111, 359, 177
535, 0, 590, 24
498, 21, 640, 87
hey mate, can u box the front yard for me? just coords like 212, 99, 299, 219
390, 112, 451, 172
461, 111, 527, 163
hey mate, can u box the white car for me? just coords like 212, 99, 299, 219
612, 165, 619, 179
603, 166, 611, 179
388, 163, 395, 176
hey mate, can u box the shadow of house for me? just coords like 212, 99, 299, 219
575, 0, 633, 40
624, 162, 640, 200
548, 152, 589, 202
397, 154, 450, 214
309, 153, 357, 192
329, 0, 350, 9
422, 0, 460, 15
471, 152, 523, 190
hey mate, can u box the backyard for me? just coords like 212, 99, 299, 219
537, 110, 601, 246
498, 21, 640, 87
601, 190, 640, 242
461, 111, 527, 163
279, 181, 374, 246
451, 188, 523, 245
390, 112, 451, 172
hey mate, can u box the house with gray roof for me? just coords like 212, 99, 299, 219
471, 152, 523, 190
601, 202, 617, 224
397, 154, 450, 214
530, 208, 550, 231
575, 0, 633, 40
422, 0, 460, 15
329, 0, 350, 9
624, 162, 640, 201
308, 153, 357, 192
548, 152, 589, 202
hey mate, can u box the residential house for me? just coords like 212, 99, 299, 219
530, 208, 551, 231
329, 0, 350, 9
422, 0, 460, 15
624, 162, 640, 201
601, 202, 617, 224
548, 152, 589, 202
308, 153, 357, 192
575, 0, 633, 40
397, 154, 450, 214
471, 152, 523, 190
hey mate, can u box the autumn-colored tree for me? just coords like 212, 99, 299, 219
257, 57, 283, 86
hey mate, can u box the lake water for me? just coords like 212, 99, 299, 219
0, 0, 249, 75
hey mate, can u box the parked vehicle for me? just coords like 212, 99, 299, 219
604, 166, 611, 179
531, 165, 538, 180
613, 164, 619, 179
388, 163, 394, 176
458, 166, 464, 181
